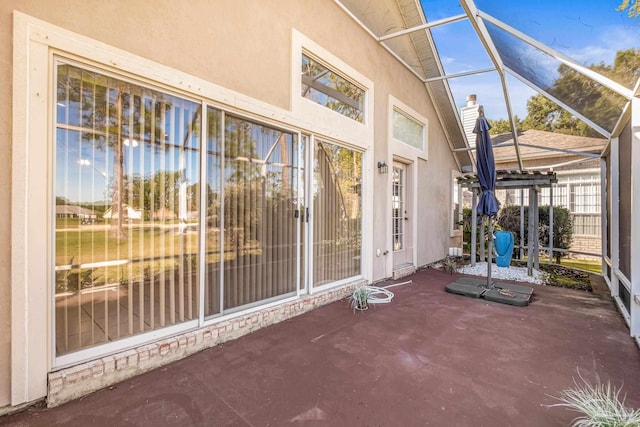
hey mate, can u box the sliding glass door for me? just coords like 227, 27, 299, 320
53, 59, 363, 359
311, 140, 363, 287
221, 115, 300, 311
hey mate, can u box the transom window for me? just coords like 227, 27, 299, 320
392, 108, 425, 150
301, 53, 365, 123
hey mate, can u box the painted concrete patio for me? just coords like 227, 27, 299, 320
2, 268, 639, 426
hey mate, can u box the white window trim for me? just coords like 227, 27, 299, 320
450, 170, 463, 237
12, 12, 374, 405
291, 29, 374, 151
388, 95, 428, 161
382, 96, 429, 275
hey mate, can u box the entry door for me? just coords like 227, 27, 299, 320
392, 162, 412, 267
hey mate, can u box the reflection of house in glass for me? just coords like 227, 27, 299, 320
491, 130, 606, 258
55, 205, 96, 220
102, 204, 143, 221
153, 207, 177, 221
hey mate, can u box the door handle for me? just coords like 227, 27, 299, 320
404, 217, 409, 221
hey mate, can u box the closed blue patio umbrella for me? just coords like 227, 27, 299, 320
473, 106, 499, 287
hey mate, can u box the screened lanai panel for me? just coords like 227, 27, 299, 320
429, 18, 493, 75
55, 62, 200, 355
313, 141, 362, 286
475, 0, 640, 91
605, 152, 611, 263
485, 23, 626, 133
619, 122, 632, 281
223, 116, 298, 310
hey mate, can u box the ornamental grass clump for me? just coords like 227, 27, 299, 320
349, 286, 373, 312
548, 373, 640, 427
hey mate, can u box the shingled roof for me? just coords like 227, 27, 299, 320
491, 130, 606, 163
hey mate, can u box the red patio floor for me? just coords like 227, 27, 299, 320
2, 268, 640, 426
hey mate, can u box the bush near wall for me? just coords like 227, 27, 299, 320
497, 205, 573, 263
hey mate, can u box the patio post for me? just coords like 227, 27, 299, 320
549, 184, 554, 263
520, 188, 524, 260
527, 187, 535, 276
471, 189, 477, 266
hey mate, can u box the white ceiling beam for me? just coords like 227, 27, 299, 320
378, 14, 467, 42
480, 11, 634, 100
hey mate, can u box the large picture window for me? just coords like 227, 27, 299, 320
55, 61, 201, 355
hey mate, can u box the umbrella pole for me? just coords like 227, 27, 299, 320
487, 216, 493, 288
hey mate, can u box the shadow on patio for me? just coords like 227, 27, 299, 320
3, 268, 640, 426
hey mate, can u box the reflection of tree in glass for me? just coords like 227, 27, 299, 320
57, 64, 200, 239
315, 142, 362, 247
122, 171, 199, 220
301, 55, 364, 122
522, 49, 639, 136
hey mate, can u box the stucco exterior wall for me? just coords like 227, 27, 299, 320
0, 0, 460, 409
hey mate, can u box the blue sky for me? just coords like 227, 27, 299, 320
420, 0, 640, 120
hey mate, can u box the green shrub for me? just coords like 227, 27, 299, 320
497, 205, 573, 263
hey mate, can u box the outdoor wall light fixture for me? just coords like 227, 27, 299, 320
377, 161, 388, 174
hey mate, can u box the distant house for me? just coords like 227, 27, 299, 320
492, 129, 606, 258
55, 205, 97, 219
102, 204, 143, 221
153, 207, 177, 221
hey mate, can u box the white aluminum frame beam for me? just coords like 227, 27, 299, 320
516, 143, 601, 158
425, 67, 495, 82
461, 0, 524, 171
378, 14, 468, 42
453, 141, 600, 158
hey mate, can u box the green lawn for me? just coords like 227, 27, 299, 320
559, 258, 602, 274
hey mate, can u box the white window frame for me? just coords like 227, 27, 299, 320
450, 170, 463, 237
392, 107, 426, 153
388, 96, 428, 161
291, 29, 374, 151
12, 13, 375, 405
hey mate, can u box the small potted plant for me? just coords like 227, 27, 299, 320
349, 286, 373, 312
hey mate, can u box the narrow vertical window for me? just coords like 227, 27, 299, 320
313, 141, 362, 285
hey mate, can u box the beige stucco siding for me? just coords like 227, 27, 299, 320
0, 0, 460, 409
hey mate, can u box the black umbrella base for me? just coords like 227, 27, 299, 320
445, 277, 533, 307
